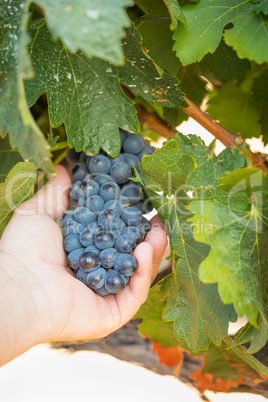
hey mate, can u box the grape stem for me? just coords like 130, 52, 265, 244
123, 87, 268, 172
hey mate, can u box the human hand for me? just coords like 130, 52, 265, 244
0, 165, 167, 366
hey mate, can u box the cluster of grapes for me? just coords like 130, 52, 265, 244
61, 130, 155, 296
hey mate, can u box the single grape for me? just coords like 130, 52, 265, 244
105, 270, 126, 294
69, 181, 81, 200
108, 154, 124, 166
139, 216, 151, 235
64, 221, 85, 236
70, 199, 79, 210
98, 209, 120, 230
94, 285, 110, 296
76, 268, 88, 285
64, 235, 82, 252
79, 228, 94, 247
122, 153, 139, 170
123, 134, 143, 155
78, 197, 85, 207
99, 248, 118, 268
104, 199, 122, 216
114, 254, 138, 277
67, 248, 85, 269
114, 234, 134, 253
87, 268, 107, 290
137, 148, 152, 161
119, 129, 129, 147
85, 195, 104, 215
121, 226, 143, 245
78, 252, 101, 272
94, 231, 115, 250
85, 244, 101, 255
86, 221, 102, 235
89, 155, 111, 175
142, 198, 154, 214
110, 162, 132, 184
72, 162, 88, 181
74, 207, 96, 225
93, 175, 114, 187
79, 178, 99, 199
61, 211, 74, 227
121, 182, 142, 204
99, 182, 121, 202
121, 206, 142, 226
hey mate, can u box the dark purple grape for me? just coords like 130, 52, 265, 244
86, 221, 102, 235
61, 211, 74, 226
64, 221, 85, 236
85, 244, 101, 255
94, 285, 110, 296
139, 216, 151, 235
115, 234, 134, 253
108, 229, 121, 239
114, 254, 138, 277
69, 181, 81, 200
137, 148, 152, 160
99, 182, 121, 202
94, 231, 115, 250
87, 268, 107, 290
104, 200, 122, 216
108, 154, 124, 166
110, 162, 132, 184
78, 252, 101, 272
74, 207, 96, 225
64, 235, 82, 252
105, 270, 126, 294
142, 199, 154, 214
121, 206, 142, 226
133, 202, 143, 214
72, 162, 88, 181
99, 248, 118, 268
89, 155, 111, 175
123, 134, 143, 155
79, 228, 94, 247
98, 209, 120, 230
93, 174, 114, 187
77, 268, 88, 285
121, 226, 143, 245
85, 195, 104, 215
122, 153, 139, 170
121, 182, 142, 204
66, 148, 81, 165
79, 178, 99, 199
67, 248, 86, 269
120, 129, 129, 147
70, 199, 79, 210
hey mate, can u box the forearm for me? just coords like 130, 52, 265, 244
0, 252, 44, 366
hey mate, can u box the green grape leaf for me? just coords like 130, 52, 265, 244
173, 0, 268, 66
252, 69, 268, 144
230, 314, 268, 354
134, 277, 179, 347
188, 168, 268, 327
0, 137, 23, 183
135, 0, 181, 75
199, 40, 251, 83
25, 21, 185, 156
191, 338, 268, 392
251, 0, 268, 14
163, 0, 186, 27
206, 83, 262, 138
0, 1, 53, 172
0, 162, 37, 238
138, 136, 245, 352
35, 0, 133, 65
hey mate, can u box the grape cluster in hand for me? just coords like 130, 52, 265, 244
62, 131, 155, 296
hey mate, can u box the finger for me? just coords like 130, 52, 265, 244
114, 241, 154, 324
145, 215, 168, 281
19, 165, 71, 220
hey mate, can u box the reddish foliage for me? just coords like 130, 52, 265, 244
151, 341, 184, 370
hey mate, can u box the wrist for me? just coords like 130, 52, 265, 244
0, 250, 48, 366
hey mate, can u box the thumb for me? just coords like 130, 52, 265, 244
18, 165, 72, 220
